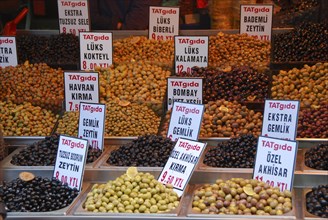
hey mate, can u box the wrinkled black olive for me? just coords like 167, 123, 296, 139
306, 185, 328, 218
0, 177, 79, 212
11, 134, 102, 166
203, 134, 257, 168
107, 135, 175, 167
305, 143, 328, 170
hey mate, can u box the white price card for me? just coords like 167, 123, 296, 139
174, 36, 208, 75
0, 37, 17, 68
261, 99, 300, 140
149, 6, 179, 41
78, 102, 106, 150
167, 77, 203, 110
253, 136, 298, 192
158, 138, 206, 197
53, 135, 88, 191
64, 71, 99, 111
79, 32, 113, 70
240, 4, 273, 41
57, 0, 90, 36
167, 102, 204, 141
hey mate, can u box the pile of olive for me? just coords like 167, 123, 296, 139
16, 33, 79, 65
297, 104, 328, 138
306, 185, 328, 218
107, 135, 175, 167
10, 134, 101, 166
104, 101, 161, 136
203, 134, 257, 168
209, 32, 270, 71
0, 101, 59, 136
304, 143, 328, 170
273, 0, 319, 27
272, 22, 328, 62
177, 66, 269, 103
56, 102, 161, 137
192, 178, 293, 215
83, 170, 179, 213
160, 100, 262, 138
0, 176, 79, 212
113, 36, 174, 67
271, 62, 327, 108
0, 62, 64, 112
102, 61, 170, 106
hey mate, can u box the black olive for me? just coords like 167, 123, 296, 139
306, 185, 328, 217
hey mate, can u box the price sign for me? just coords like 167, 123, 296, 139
0, 37, 17, 68
53, 135, 88, 191
57, 0, 90, 36
64, 71, 99, 111
78, 102, 106, 150
79, 32, 113, 70
253, 136, 298, 192
174, 36, 208, 74
167, 77, 203, 110
158, 138, 206, 197
167, 102, 204, 141
149, 6, 179, 41
240, 4, 273, 41
261, 99, 300, 140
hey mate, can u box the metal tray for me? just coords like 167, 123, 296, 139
186, 184, 296, 219
73, 183, 184, 217
6, 182, 89, 217
302, 149, 328, 174
303, 188, 328, 219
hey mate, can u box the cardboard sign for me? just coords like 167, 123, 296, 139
167, 77, 203, 110
240, 4, 273, 41
78, 102, 106, 150
149, 6, 179, 41
64, 71, 99, 111
174, 36, 208, 74
167, 102, 204, 141
79, 32, 113, 70
158, 138, 206, 197
261, 99, 300, 140
0, 37, 17, 68
53, 135, 88, 191
253, 136, 298, 192
57, 0, 90, 36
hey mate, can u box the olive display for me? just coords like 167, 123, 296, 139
107, 135, 175, 167
272, 22, 328, 62
304, 143, 328, 170
306, 185, 328, 218
16, 33, 79, 65
101, 61, 170, 112
113, 36, 174, 67
203, 134, 257, 168
297, 104, 328, 138
273, 0, 319, 27
271, 62, 328, 108
161, 100, 262, 138
177, 66, 269, 103
10, 134, 101, 166
113, 34, 270, 71
0, 176, 79, 212
0, 62, 64, 112
192, 178, 293, 215
56, 102, 161, 137
83, 168, 179, 213
0, 101, 59, 136
208, 32, 270, 71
